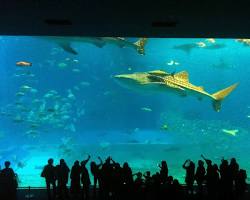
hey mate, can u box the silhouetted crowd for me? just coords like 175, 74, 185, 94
0, 155, 248, 200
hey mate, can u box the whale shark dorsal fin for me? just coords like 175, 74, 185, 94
148, 70, 168, 77
174, 71, 189, 82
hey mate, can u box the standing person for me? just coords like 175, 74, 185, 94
182, 159, 195, 194
158, 160, 168, 184
1, 161, 18, 200
56, 159, 70, 199
211, 164, 220, 200
81, 155, 91, 200
235, 169, 247, 200
201, 154, 214, 197
70, 160, 81, 198
121, 162, 133, 199
195, 160, 206, 195
229, 157, 239, 196
90, 156, 103, 198
219, 158, 230, 200
41, 158, 57, 200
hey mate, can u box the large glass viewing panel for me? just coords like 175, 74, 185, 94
0, 37, 249, 186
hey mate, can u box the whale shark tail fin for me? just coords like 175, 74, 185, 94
134, 38, 147, 55
211, 83, 238, 112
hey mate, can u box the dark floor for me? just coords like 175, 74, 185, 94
15, 185, 250, 200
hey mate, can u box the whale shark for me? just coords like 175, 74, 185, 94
114, 70, 238, 112
40, 37, 147, 55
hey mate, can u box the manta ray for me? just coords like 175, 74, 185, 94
114, 70, 238, 112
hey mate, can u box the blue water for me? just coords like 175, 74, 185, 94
0, 37, 249, 186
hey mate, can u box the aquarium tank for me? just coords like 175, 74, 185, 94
0, 37, 249, 187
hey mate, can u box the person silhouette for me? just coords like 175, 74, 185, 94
195, 160, 205, 195
90, 156, 103, 198
211, 164, 220, 200
41, 158, 56, 200
81, 155, 91, 200
133, 172, 144, 200
120, 162, 133, 200
1, 161, 18, 200
56, 159, 70, 199
220, 158, 230, 200
201, 154, 214, 197
158, 160, 168, 184
229, 157, 239, 197
235, 169, 247, 200
182, 159, 195, 194
70, 160, 81, 198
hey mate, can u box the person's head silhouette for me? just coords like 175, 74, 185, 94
48, 158, 53, 165
5, 161, 11, 168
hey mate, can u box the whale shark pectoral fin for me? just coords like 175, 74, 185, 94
59, 42, 78, 55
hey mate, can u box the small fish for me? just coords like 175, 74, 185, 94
222, 129, 239, 136
30, 123, 40, 128
44, 93, 54, 98
141, 107, 152, 112
16, 92, 25, 96
48, 90, 58, 94
167, 60, 180, 66
67, 90, 76, 100
72, 68, 81, 73
103, 91, 111, 96
16, 61, 32, 67
20, 85, 32, 92
80, 81, 90, 87
25, 130, 39, 138
13, 74, 21, 77
161, 124, 168, 131
32, 99, 41, 104
73, 86, 80, 91
58, 62, 68, 69
247, 115, 250, 118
